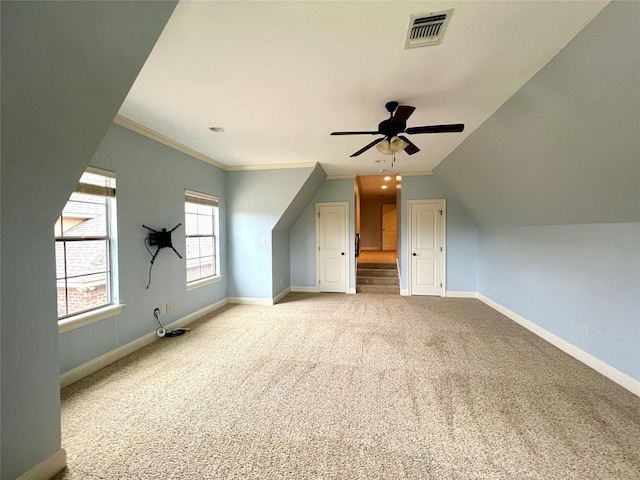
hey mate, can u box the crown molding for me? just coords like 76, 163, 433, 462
113, 115, 317, 173
397, 170, 433, 177
327, 174, 357, 180
113, 114, 228, 170
226, 162, 317, 171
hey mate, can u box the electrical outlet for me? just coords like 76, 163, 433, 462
161, 304, 167, 315
166, 303, 172, 313
582, 325, 589, 336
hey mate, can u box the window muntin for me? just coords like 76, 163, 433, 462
185, 190, 219, 284
55, 168, 116, 318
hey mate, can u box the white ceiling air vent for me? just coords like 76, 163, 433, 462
404, 9, 454, 49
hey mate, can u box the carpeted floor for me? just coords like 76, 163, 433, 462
53, 293, 640, 479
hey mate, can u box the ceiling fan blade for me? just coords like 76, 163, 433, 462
398, 136, 420, 155
405, 123, 465, 134
331, 131, 379, 136
350, 138, 384, 157
390, 105, 416, 125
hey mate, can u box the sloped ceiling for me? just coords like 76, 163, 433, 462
434, 1, 640, 227
118, 1, 608, 179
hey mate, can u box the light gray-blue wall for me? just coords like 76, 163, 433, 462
435, 2, 639, 227
273, 164, 328, 297
435, 2, 640, 382
59, 124, 228, 373
272, 230, 292, 298
478, 223, 640, 379
290, 179, 357, 290
226, 167, 317, 300
0, 2, 176, 478
399, 175, 478, 293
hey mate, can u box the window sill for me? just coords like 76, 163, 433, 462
186, 275, 222, 291
58, 304, 125, 334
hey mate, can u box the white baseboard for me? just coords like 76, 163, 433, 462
60, 299, 228, 388
476, 293, 640, 397
17, 448, 67, 480
446, 291, 477, 298
227, 296, 276, 306
273, 287, 291, 304
291, 286, 320, 293
288, 286, 356, 294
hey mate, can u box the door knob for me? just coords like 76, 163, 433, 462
412, 253, 417, 256
341, 252, 345, 255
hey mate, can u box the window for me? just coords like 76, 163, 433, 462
55, 167, 116, 318
185, 190, 219, 285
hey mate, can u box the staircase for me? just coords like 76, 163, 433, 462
356, 261, 399, 294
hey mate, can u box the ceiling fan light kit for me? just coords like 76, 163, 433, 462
376, 139, 392, 155
331, 101, 464, 161
376, 136, 408, 155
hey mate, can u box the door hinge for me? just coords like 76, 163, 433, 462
440, 246, 443, 252
439, 210, 443, 216
440, 283, 443, 288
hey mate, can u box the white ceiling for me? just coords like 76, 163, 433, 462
118, 1, 608, 181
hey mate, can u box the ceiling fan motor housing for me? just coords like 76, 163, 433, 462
378, 118, 405, 138
385, 101, 399, 113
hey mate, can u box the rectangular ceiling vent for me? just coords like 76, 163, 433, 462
404, 9, 453, 49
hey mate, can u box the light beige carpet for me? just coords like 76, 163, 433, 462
54, 293, 640, 479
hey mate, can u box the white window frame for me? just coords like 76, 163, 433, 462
185, 189, 221, 290
55, 166, 122, 332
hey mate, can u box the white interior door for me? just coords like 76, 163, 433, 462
409, 200, 445, 296
317, 203, 348, 293
381, 204, 397, 250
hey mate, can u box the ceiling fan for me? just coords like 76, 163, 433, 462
330, 101, 464, 158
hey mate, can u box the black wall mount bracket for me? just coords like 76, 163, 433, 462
143, 223, 183, 289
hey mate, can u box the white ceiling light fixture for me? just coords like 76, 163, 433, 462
375, 135, 409, 167
376, 139, 392, 155
375, 136, 409, 155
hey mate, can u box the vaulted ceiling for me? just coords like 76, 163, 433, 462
117, 1, 608, 178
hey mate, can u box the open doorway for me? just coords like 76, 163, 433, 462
355, 175, 400, 294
